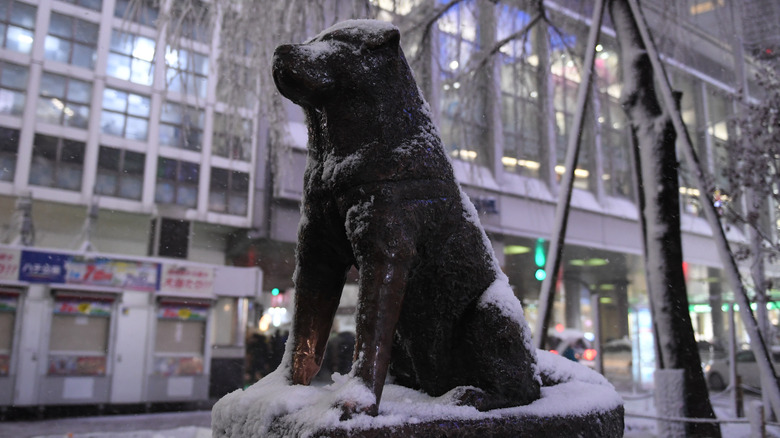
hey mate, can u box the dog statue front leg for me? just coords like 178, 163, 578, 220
342, 236, 415, 418
290, 226, 351, 386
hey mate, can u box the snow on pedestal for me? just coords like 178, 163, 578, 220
212, 350, 624, 438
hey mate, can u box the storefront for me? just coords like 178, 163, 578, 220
146, 263, 216, 403
40, 289, 118, 405
0, 244, 261, 409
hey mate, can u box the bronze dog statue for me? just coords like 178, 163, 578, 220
272, 19, 540, 418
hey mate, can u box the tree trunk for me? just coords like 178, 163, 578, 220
609, 1, 721, 436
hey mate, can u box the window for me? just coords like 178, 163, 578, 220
707, 90, 733, 191
107, 30, 155, 85
150, 218, 190, 258
101, 88, 150, 140
29, 134, 85, 191
592, 40, 631, 198
114, 0, 158, 27
600, 97, 632, 198
498, 6, 541, 178
216, 61, 255, 107
212, 297, 240, 346
159, 101, 204, 151
438, 2, 484, 165
44, 12, 99, 70
212, 114, 251, 161
61, 0, 102, 11
170, 1, 211, 44
96, 146, 144, 200
0, 61, 27, 116
219, 10, 252, 57
37, 72, 91, 129
156, 157, 199, 207
549, 25, 593, 190
0, 126, 19, 182
673, 73, 704, 216
165, 47, 209, 98
0, 1, 36, 54
209, 168, 249, 215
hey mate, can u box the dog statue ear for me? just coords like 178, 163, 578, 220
365, 27, 400, 50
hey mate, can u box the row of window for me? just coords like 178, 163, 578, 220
0, 1, 252, 158
435, 1, 735, 213
0, 127, 248, 215
0, 1, 231, 99
0, 59, 252, 160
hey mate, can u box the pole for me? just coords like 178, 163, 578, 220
625, 0, 780, 418
533, 0, 606, 349
729, 304, 743, 417
591, 292, 603, 375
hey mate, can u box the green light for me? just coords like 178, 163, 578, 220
535, 268, 547, 281
534, 238, 546, 268
689, 304, 711, 313
271, 288, 280, 296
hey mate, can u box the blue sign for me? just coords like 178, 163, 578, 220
19, 251, 69, 283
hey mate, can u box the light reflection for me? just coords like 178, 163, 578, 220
555, 165, 590, 178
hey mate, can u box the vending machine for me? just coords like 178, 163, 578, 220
39, 289, 117, 406
0, 287, 22, 407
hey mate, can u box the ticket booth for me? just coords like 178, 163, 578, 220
146, 297, 211, 402
39, 289, 118, 405
0, 288, 22, 407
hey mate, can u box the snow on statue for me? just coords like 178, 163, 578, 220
212, 19, 623, 438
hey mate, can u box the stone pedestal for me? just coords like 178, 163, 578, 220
213, 351, 624, 437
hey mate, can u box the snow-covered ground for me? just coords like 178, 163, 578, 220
0, 410, 211, 438
3, 388, 778, 438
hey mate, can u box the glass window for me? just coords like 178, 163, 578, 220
0, 61, 27, 116
101, 88, 150, 140
600, 96, 632, 198
549, 24, 594, 190
672, 73, 704, 216
212, 297, 238, 346
498, 6, 541, 178
114, 0, 158, 27
37, 72, 91, 129
595, 40, 631, 199
212, 113, 251, 161
44, 13, 99, 70
216, 61, 255, 107
170, 1, 211, 44
155, 158, 199, 208
707, 90, 732, 185
0, 126, 18, 182
165, 47, 208, 98
0, 1, 35, 54
29, 134, 85, 191
437, 1, 486, 165
96, 146, 144, 200
107, 30, 155, 85
159, 101, 204, 150
209, 167, 249, 216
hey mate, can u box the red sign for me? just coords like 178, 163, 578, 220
0, 248, 20, 282
159, 265, 215, 296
